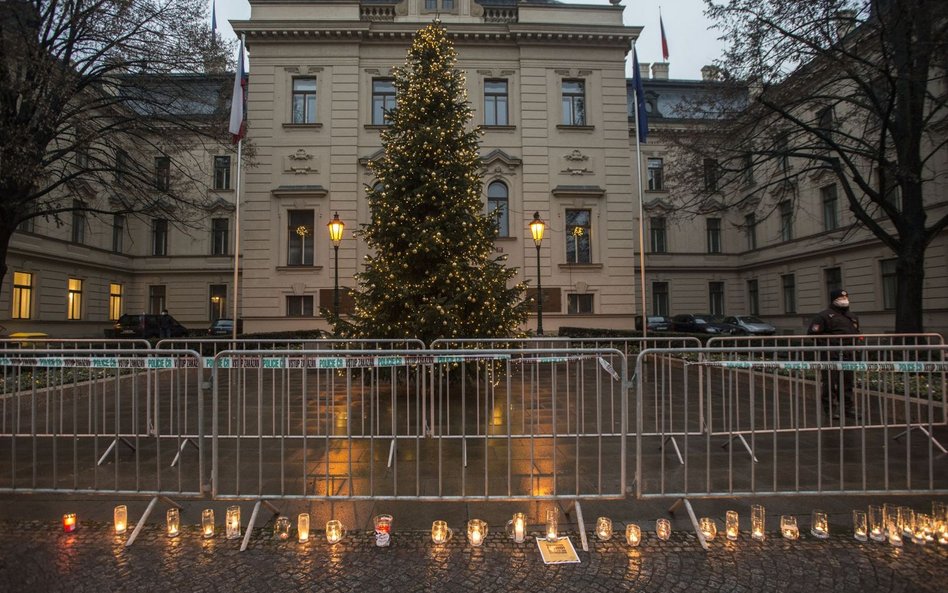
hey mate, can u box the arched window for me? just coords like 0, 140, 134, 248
487, 181, 509, 237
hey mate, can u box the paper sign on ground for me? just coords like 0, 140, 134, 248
536, 537, 581, 565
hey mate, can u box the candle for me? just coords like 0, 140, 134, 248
656, 518, 671, 541
726, 510, 739, 541
467, 519, 487, 547
297, 513, 310, 543
373, 514, 392, 547
853, 510, 868, 542
899, 507, 914, 537
431, 520, 451, 544
751, 505, 766, 541
625, 523, 641, 547
914, 513, 932, 544
114, 505, 127, 535
507, 512, 526, 543
596, 517, 613, 541
274, 516, 291, 541
868, 505, 885, 542
166, 508, 180, 537
781, 515, 799, 540
699, 517, 717, 541
226, 506, 241, 540
62, 513, 77, 533
202, 509, 215, 539
327, 519, 345, 544
887, 520, 903, 547
545, 509, 558, 542
810, 510, 828, 539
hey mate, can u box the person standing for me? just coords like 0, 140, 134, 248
807, 289, 861, 420
159, 309, 173, 339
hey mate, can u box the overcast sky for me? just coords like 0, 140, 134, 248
212, 0, 725, 80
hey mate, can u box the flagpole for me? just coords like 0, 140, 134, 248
231, 35, 245, 342
631, 42, 648, 338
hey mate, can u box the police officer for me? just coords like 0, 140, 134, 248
159, 309, 173, 339
807, 289, 860, 420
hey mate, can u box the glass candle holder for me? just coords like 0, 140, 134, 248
467, 519, 488, 547
751, 505, 766, 541
166, 508, 180, 537
914, 513, 932, 544
202, 509, 215, 539
431, 520, 452, 544
327, 519, 345, 545
625, 523, 641, 547
506, 512, 526, 543
699, 517, 717, 541
933, 501, 946, 525
853, 510, 868, 542
726, 510, 739, 541
810, 510, 828, 539
373, 514, 391, 547
545, 509, 558, 541
274, 516, 291, 541
297, 513, 310, 543
781, 515, 799, 540
656, 518, 671, 541
226, 506, 241, 540
899, 506, 914, 537
62, 513, 77, 533
937, 518, 947, 545
887, 519, 903, 547
596, 517, 613, 541
868, 505, 885, 542
113, 505, 127, 535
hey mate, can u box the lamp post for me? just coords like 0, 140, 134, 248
327, 212, 345, 315
529, 212, 546, 336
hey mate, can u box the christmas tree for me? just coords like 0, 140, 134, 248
327, 22, 527, 343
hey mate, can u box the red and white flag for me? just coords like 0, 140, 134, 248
660, 14, 670, 61
228, 39, 247, 143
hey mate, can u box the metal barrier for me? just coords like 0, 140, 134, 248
707, 333, 945, 349
634, 345, 948, 501
0, 348, 205, 497
431, 336, 702, 359
210, 348, 628, 502
0, 338, 151, 350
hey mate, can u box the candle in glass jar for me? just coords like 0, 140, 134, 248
431, 520, 451, 544
226, 506, 241, 540
511, 513, 526, 543
467, 519, 487, 547
781, 515, 799, 540
545, 509, 558, 541
810, 510, 828, 539
868, 505, 885, 542
326, 519, 345, 544
166, 508, 180, 537
596, 517, 613, 541
274, 516, 291, 541
853, 510, 868, 542
699, 517, 717, 541
297, 513, 310, 543
751, 505, 766, 541
113, 506, 127, 535
62, 513, 77, 533
726, 510, 739, 541
887, 520, 903, 547
656, 518, 671, 541
626, 523, 641, 547
202, 509, 215, 539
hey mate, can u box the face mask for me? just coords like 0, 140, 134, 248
833, 297, 850, 308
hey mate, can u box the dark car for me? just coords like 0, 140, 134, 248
207, 318, 243, 336
635, 315, 674, 332
671, 314, 742, 335
723, 315, 777, 336
108, 313, 188, 339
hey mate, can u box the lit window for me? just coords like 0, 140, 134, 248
561, 80, 586, 126
67, 278, 83, 320
292, 79, 317, 124
109, 283, 123, 321
287, 210, 314, 266
209, 285, 227, 321
12, 272, 32, 320
565, 209, 591, 264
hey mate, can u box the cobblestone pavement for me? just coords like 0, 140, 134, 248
2, 520, 945, 593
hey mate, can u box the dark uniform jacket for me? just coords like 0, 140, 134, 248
807, 306, 861, 360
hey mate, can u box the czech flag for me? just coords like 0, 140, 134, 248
660, 15, 669, 61
228, 39, 247, 144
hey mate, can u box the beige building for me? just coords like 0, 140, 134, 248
1, 0, 945, 337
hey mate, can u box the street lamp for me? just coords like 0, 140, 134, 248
327, 212, 345, 315
529, 212, 546, 336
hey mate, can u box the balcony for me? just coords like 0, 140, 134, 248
360, 4, 395, 22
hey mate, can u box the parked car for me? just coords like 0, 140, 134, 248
208, 318, 243, 336
108, 313, 188, 339
671, 314, 742, 335
723, 315, 776, 336
635, 315, 674, 331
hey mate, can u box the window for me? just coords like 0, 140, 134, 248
112, 215, 125, 253
424, 0, 454, 8
11, 271, 32, 319
782, 274, 796, 314
706, 218, 722, 254
747, 279, 759, 316
287, 210, 314, 266
209, 285, 227, 321
561, 80, 586, 126
652, 281, 669, 316
567, 294, 593, 315
742, 153, 755, 185
67, 278, 83, 320
779, 200, 793, 242
776, 132, 790, 172
484, 79, 508, 126
486, 181, 509, 237
71, 200, 86, 244
442, 0, 454, 8
650, 217, 667, 253
109, 283, 123, 321
703, 158, 718, 191
214, 156, 231, 190
647, 158, 664, 191
881, 259, 897, 310
115, 149, 129, 184
372, 78, 396, 125
155, 156, 170, 191
821, 184, 838, 231
824, 267, 842, 295
709, 282, 725, 316
745, 213, 757, 250
286, 295, 314, 317
211, 218, 229, 256
149, 285, 166, 314
817, 105, 835, 130
18, 218, 34, 233
292, 78, 317, 124
565, 209, 591, 264
878, 167, 901, 211
152, 218, 168, 256
425, 0, 436, 8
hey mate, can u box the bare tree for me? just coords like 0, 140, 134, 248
666, 0, 947, 331
0, 0, 234, 295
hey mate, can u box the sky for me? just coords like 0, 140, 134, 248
211, 0, 725, 81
